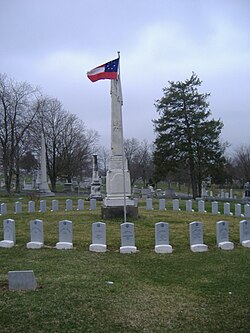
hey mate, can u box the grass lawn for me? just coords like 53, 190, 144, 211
0, 198, 249, 332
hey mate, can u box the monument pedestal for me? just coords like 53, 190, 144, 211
101, 204, 138, 219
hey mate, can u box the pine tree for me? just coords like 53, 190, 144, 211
153, 73, 225, 198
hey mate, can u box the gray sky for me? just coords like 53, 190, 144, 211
1, 0, 249, 154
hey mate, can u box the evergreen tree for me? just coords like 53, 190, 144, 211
153, 73, 225, 198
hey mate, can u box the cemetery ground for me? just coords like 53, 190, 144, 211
0, 197, 249, 333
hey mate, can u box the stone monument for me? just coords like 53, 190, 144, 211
38, 134, 54, 196
101, 67, 138, 219
90, 154, 103, 200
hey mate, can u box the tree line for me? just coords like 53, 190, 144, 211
0, 72, 249, 197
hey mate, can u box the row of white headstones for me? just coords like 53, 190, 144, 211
1, 198, 250, 217
0, 219, 250, 253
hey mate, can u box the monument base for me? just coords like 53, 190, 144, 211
101, 205, 138, 219
38, 190, 55, 197
155, 245, 173, 254
218, 241, 234, 250
190, 244, 208, 252
242, 240, 250, 248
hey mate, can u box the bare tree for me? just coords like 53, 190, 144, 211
233, 145, 250, 184
0, 74, 40, 193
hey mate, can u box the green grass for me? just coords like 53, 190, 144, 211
0, 198, 250, 332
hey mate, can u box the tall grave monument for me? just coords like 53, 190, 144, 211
90, 154, 102, 200
87, 55, 138, 219
38, 134, 54, 196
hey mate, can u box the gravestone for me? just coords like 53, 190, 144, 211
189, 221, 208, 252
8, 270, 37, 291
28, 201, 35, 213
133, 197, 138, 208
235, 204, 243, 217
0, 203, 7, 215
90, 198, 96, 210
120, 222, 137, 253
89, 222, 106, 252
77, 199, 84, 211
51, 199, 59, 212
244, 204, 250, 218
159, 199, 166, 211
15, 201, 22, 214
65, 199, 73, 211
224, 202, 232, 216
212, 201, 220, 215
186, 200, 194, 212
216, 221, 234, 250
26, 219, 44, 249
198, 200, 206, 213
155, 222, 173, 253
146, 198, 153, 210
56, 220, 73, 249
239, 220, 250, 248
39, 200, 46, 212
0, 219, 16, 248
173, 199, 181, 211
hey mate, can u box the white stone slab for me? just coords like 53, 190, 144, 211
39, 200, 46, 212
90, 198, 96, 210
0, 219, 15, 248
120, 222, 137, 253
28, 201, 35, 213
8, 270, 37, 291
216, 221, 234, 250
56, 220, 73, 250
224, 202, 233, 216
77, 199, 84, 211
235, 204, 243, 217
189, 221, 208, 252
146, 198, 153, 210
173, 199, 181, 211
0, 203, 7, 215
198, 200, 206, 213
15, 201, 22, 214
159, 199, 166, 211
89, 222, 106, 253
51, 199, 59, 211
155, 222, 173, 253
240, 220, 250, 248
65, 199, 73, 211
212, 201, 220, 214
186, 200, 194, 212
26, 219, 44, 249
244, 204, 250, 218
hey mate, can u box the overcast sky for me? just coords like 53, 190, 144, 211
1, 0, 249, 154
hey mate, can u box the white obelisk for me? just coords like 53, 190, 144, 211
103, 58, 135, 218
38, 134, 54, 196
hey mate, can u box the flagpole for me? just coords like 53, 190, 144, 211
117, 51, 127, 224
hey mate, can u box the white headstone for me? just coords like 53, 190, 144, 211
189, 221, 208, 252
198, 200, 206, 213
77, 199, 84, 211
155, 222, 173, 253
28, 201, 35, 213
0, 203, 7, 215
39, 200, 46, 213
120, 222, 137, 253
244, 204, 250, 218
8, 270, 37, 291
239, 220, 250, 248
216, 221, 234, 250
146, 198, 153, 210
51, 199, 59, 211
186, 200, 193, 212
173, 199, 181, 211
56, 220, 73, 249
235, 204, 243, 217
90, 198, 96, 210
15, 201, 22, 214
212, 201, 220, 215
26, 219, 44, 249
224, 202, 232, 216
89, 222, 106, 252
0, 219, 15, 248
65, 199, 73, 211
133, 197, 138, 207
159, 199, 166, 211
